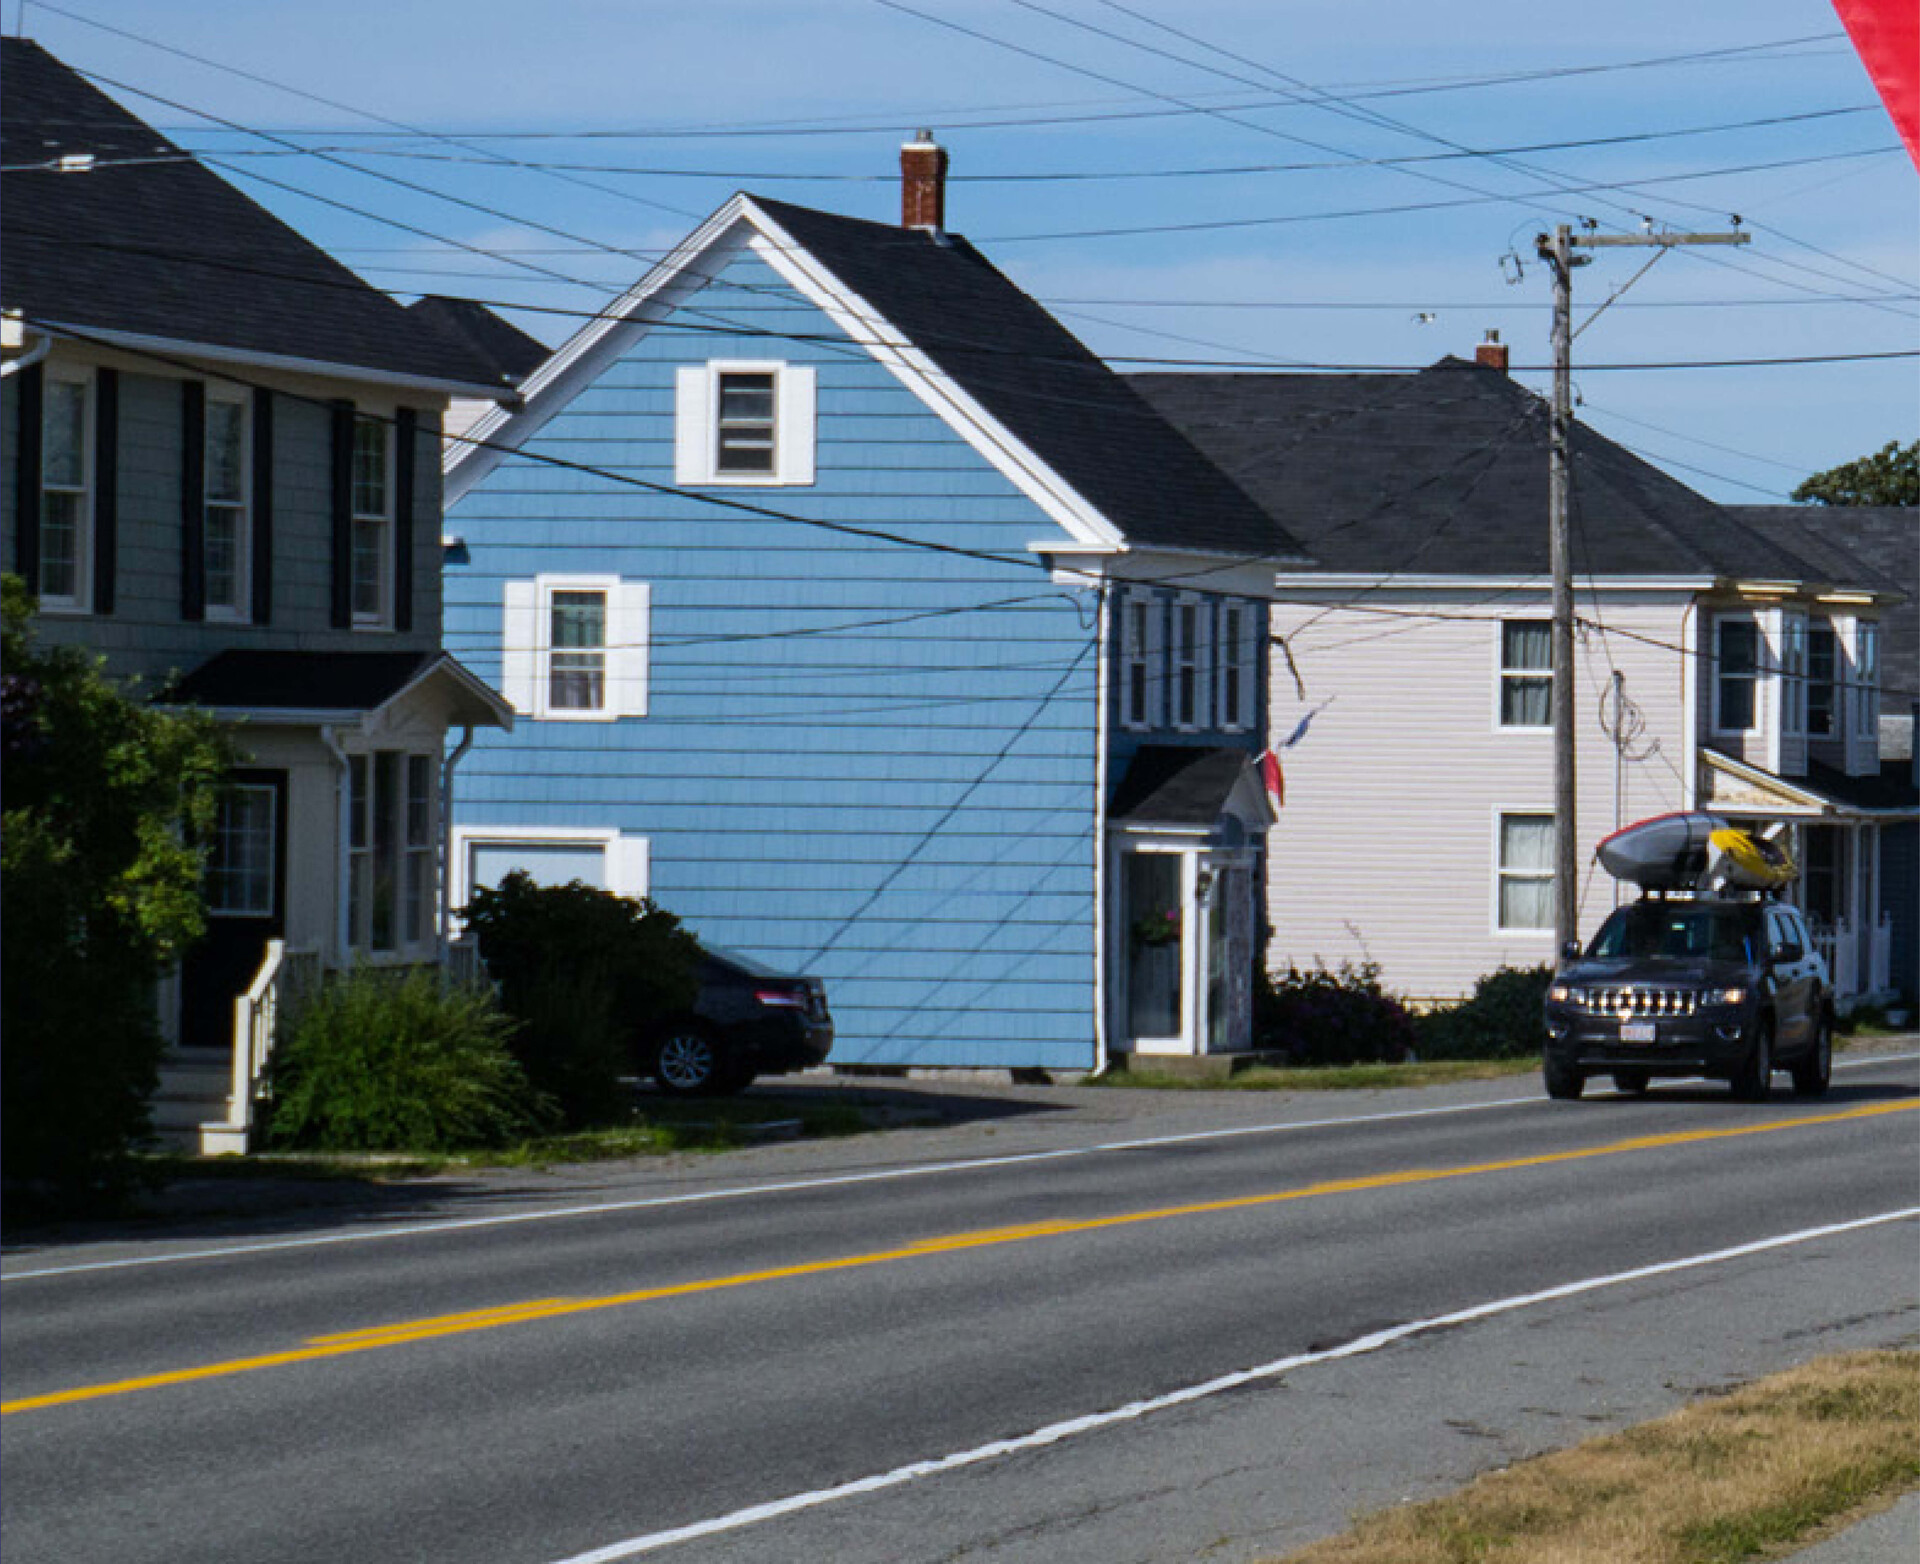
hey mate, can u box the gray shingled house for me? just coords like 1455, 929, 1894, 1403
1, 39, 516, 1148
1132, 346, 1915, 1011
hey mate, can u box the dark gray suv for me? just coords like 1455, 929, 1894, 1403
1543, 897, 1831, 1101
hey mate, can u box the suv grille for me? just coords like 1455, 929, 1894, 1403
1567, 987, 1702, 1019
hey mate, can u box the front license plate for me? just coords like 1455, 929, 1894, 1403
1621, 1020, 1657, 1044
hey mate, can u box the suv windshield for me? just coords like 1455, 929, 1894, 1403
1587, 903, 1756, 964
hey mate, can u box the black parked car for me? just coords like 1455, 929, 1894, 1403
1542, 896, 1831, 1102
638, 945, 833, 1095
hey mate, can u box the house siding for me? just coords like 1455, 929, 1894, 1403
2, 351, 447, 682
1265, 591, 1692, 1003
446, 249, 1101, 1069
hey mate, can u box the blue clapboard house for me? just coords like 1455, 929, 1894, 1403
443, 139, 1306, 1070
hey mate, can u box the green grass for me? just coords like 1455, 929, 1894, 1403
1094, 1059, 1540, 1091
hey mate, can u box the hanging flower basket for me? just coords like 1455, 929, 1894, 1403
1131, 909, 1181, 947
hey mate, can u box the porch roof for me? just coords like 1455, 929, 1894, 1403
1110, 745, 1273, 831
1701, 747, 1918, 821
167, 649, 512, 731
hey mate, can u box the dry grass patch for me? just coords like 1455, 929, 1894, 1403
1267, 1351, 1919, 1564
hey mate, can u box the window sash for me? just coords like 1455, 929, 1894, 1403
350, 417, 392, 624
349, 750, 434, 953
1218, 604, 1244, 729
40, 376, 91, 603
1173, 600, 1199, 728
1715, 619, 1759, 732
1497, 813, 1554, 931
1807, 626, 1837, 736
203, 395, 249, 616
1500, 620, 1551, 728
208, 785, 276, 917
715, 371, 777, 475
1855, 623, 1880, 738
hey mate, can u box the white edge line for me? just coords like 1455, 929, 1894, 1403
7, 1051, 1914, 1283
548, 1207, 1920, 1563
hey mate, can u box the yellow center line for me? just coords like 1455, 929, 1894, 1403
6, 1099, 1912, 1417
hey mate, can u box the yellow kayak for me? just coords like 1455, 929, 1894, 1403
1707, 827, 1796, 890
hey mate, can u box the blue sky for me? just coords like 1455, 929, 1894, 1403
14, 0, 1917, 502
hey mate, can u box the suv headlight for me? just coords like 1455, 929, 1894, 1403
1548, 983, 1572, 1003
1714, 987, 1747, 1007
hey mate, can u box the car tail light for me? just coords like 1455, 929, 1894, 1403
754, 987, 809, 1010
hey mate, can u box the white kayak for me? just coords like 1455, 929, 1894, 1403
1595, 811, 1726, 889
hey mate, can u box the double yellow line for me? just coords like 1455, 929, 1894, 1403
6, 1099, 1912, 1417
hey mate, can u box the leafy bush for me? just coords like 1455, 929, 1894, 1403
263, 967, 547, 1151
1254, 962, 1417, 1065
1415, 965, 1554, 1060
461, 874, 701, 1126
2, 576, 227, 1214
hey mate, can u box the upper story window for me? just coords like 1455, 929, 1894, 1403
1807, 623, 1838, 737
1120, 589, 1162, 730
501, 575, 650, 721
1781, 612, 1808, 738
38, 369, 93, 609
1215, 600, 1259, 732
203, 389, 250, 621
1171, 596, 1206, 730
1499, 620, 1551, 729
1713, 617, 1761, 734
350, 415, 393, 627
1853, 620, 1880, 741
675, 361, 816, 486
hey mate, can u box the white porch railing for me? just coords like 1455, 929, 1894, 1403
1810, 915, 1895, 1014
199, 940, 319, 1155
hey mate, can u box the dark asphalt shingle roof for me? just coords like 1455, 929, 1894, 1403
169, 650, 439, 712
1, 38, 503, 390
1127, 359, 1827, 582
1733, 505, 1916, 709
1109, 745, 1252, 825
750, 197, 1305, 562
407, 295, 550, 385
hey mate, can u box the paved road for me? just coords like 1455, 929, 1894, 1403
4, 1052, 1916, 1564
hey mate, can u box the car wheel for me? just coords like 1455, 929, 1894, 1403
1544, 1059, 1585, 1101
653, 1026, 730, 1096
1790, 1009, 1832, 1098
1612, 1069, 1651, 1096
1733, 1017, 1774, 1103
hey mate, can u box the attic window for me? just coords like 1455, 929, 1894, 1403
675, 361, 815, 487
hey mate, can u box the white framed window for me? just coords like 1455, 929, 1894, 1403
1498, 620, 1551, 729
349, 750, 436, 954
207, 783, 276, 917
1780, 610, 1808, 738
1120, 589, 1164, 730
1172, 594, 1208, 730
1214, 599, 1258, 732
1495, 812, 1555, 933
1853, 620, 1880, 741
349, 414, 393, 627
451, 825, 650, 919
1712, 616, 1761, 734
1807, 623, 1838, 737
38, 368, 93, 610
203, 387, 250, 621
501, 575, 650, 720
674, 360, 816, 486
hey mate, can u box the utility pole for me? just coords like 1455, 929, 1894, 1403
1534, 222, 1749, 954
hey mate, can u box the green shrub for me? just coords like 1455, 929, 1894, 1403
1254, 962, 1417, 1065
263, 967, 547, 1151
461, 874, 701, 1127
1416, 965, 1554, 1060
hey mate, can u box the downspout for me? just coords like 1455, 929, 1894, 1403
320, 726, 353, 966
1090, 580, 1113, 1078
440, 724, 476, 960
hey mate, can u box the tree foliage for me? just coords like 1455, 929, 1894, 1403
2, 576, 229, 1210
1790, 440, 1918, 506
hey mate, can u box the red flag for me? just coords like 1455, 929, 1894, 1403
1833, 0, 1920, 167
1259, 748, 1285, 809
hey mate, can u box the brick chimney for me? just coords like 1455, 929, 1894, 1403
901, 131, 947, 232
1475, 329, 1510, 373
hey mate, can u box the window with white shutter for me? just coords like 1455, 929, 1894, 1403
675, 361, 815, 486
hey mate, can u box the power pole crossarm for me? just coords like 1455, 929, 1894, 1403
1530, 222, 1749, 955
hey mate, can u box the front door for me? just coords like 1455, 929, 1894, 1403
180, 770, 287, 1050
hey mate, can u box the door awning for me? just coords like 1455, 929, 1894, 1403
1109, 745, 1275, 837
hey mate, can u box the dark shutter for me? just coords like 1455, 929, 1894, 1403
180, 379, 206, 622
329, 400, 354, 628
393, 407, 416, 633
251, 388, 274, 625
13, 363, 42, 590
93, 368, 118, 614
